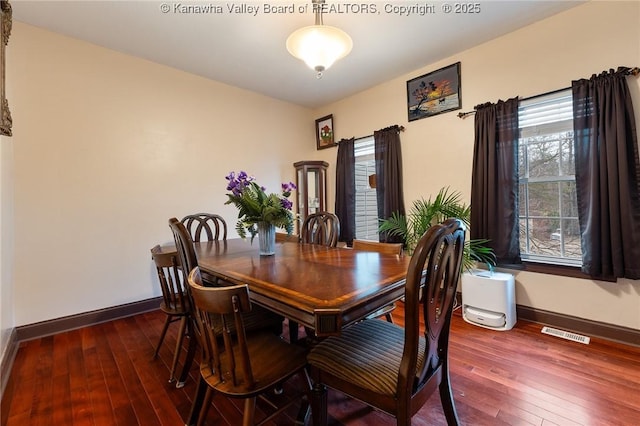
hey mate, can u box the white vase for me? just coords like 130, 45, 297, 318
257, 222, 276, 256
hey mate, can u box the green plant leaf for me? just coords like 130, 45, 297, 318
379, 186, 495, 271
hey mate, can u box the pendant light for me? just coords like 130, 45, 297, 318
286, 0, 353, 78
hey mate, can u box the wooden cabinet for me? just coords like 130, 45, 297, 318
294, 161, 328, 233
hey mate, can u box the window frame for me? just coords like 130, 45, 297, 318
514, 89, 587, 276
353, 136, 379, 241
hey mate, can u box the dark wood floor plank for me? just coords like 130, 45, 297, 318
113, 316, 187, 426
2, 339, 38, 423
103, 319, 162, 426
63, 329, 94, 426
30, 336, 55, 426
82, 333, 118, 425
3, 305, 640, 426
51, 332, 76, 426
449, 321, 640, 423
93, 322, 140, 425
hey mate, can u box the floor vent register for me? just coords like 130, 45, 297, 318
541, 326, 591, 344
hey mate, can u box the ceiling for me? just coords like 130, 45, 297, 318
12, 1, 583, 109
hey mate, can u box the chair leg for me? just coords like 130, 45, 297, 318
438, 368, 460, 426
168, 316, 188, 383
311, 381, 328, 426
295, 368, 313, 425
176, 318, 198, 388
153, 314, 172, 359
187, 375, 208, 426
385, 312, 394, 323
242, 397, 256, 426
196, 387, 214, 426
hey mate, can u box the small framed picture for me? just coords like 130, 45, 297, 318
407, 62, 461, 122
315, 114, 336, 150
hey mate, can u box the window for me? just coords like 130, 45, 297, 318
518, 89, 582, 266
354, 136, 378, 240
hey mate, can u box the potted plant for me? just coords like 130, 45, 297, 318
224, 171, 296, 255
378, 186, 496, 272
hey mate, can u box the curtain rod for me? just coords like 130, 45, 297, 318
457, 66, 640, 119
377, 124, 405, 133
352, 124, 405, 141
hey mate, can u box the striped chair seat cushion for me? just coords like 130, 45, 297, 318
308, 319, 425, 396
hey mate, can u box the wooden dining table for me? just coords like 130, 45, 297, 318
171, 238, 412, 425
193, 238, 411, 337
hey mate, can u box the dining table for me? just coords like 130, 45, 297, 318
193, 238, 412, 337
164, 237, 412, 425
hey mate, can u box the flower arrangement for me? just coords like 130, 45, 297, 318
224, 171, 296, 241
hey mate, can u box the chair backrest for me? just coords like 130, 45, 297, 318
275, 232, 300, 243
352, 239, 403, 256
401, 218, 465, 398
150, 244, 189, 313
188, 266, 255, 388
169, 217, 199, 278
300, 212, 340, 247
181, 213, 227, 242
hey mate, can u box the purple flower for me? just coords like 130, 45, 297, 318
281, 198, 293, 210
225, 170, 256, 196
281, 182, 297, 193
225, 171, 295, 237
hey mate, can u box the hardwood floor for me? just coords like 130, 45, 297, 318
2, 304, 639, 425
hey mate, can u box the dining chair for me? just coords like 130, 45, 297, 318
181, 213, 227, 242
150, 244, 190, 385
352, 239, 404, 323
181, 213, 228, 285
299, 211, 340, 247
308, 218, 466, 426
169, 217, 284, 388
187, 266, 310, 426
291, 211, 340, 342
275, 232, 300, 243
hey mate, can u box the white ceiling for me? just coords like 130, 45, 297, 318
12, 0, 583, 109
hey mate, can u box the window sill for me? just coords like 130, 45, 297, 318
497, 261, 615, 282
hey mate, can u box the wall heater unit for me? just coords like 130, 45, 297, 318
461, 270, 516, 331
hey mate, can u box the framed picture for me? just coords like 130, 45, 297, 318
406, 62, 461, 122
315, 114, 336, 150
0, 0, 12, 137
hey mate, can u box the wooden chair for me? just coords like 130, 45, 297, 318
169, 217, 284, 388
292, 211, 340, 341
150, 244, 190, 385
275, 232, 300, 243
352, 239, 403, 255
300, 212, 340, 247
181, 213, 227, 242
181, 213, 228, 285
352, 239, 403, 323
187, 267, 310, 426
308, 218, 466, 426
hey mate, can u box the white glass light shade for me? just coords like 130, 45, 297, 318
286, 25, 353, 72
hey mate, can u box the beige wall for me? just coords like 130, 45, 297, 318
7, 22, 316, 326
315, 1, 640, 329
2, 1, 639, 352
1, 136, 14, 361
